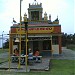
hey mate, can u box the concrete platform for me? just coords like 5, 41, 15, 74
0, 57, 50, 72
0, 47, 75, 72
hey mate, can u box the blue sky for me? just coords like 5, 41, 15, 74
0, 0, 74, 47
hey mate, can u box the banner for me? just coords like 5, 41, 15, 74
16, 27, 54, 34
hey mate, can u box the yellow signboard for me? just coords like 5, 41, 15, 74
16, 27, 54, 34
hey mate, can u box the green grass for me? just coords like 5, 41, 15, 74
0, 58, 8, 64
0, 59, 75, 75
0, 49, 8, 64
50, 59, 75, 75
0, 49, 8, 54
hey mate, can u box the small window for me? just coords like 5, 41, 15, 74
43, 40, 51, 50
52, 36, 58, 45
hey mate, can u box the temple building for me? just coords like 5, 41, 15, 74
9, 0, 62, 56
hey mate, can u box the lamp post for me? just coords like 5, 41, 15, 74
24, 22, 28, 72
2, 31, 4, 50
18, 0, 22, 69
51, 35, 53, 57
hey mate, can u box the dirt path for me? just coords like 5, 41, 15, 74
52, 47, 75, 60
62, 47, 75, 59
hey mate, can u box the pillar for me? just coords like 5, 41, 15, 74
58, 36, 62, 54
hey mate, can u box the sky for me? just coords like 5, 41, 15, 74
0, 0, 74, 47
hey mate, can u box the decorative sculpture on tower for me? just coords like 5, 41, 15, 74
23, 13, 27, 22
44, 12, 48, 21
28, 0, 43, 21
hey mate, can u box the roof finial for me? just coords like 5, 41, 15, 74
57, 15, 58, 19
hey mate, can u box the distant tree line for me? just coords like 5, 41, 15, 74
3, 33, 75, 48
3, 39, 9, 48
62, 33, 75, 46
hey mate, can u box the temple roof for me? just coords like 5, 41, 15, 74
11, 21, 60, 28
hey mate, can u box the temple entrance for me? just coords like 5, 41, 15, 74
42, 40, 52, 56
43, 40, 51, 50
32, 40, 52, 56
33, 41, 38, 54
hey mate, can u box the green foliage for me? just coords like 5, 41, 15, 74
67, 44, 75, 51
3, 39, 9, 48
62, 33, 75, 46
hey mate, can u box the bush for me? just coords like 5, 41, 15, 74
67, 44, 75, 50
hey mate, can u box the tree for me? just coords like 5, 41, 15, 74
62, 33, 67, 46
62, 33, 75, 46
3, 39, 9, 48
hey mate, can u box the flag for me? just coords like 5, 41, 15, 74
21, 0, 23, 1
20, 0, 23, 3
13, 18, 17, 23
55, 16, 59, 21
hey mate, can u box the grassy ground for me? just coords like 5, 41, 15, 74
0, 59, 75, 75
50, 59, 75, 75
0, 58, 8, 64
0, 49, 8, 54
0, 49, 8, 64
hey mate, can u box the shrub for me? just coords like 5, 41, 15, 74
67, 44, 75, 50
